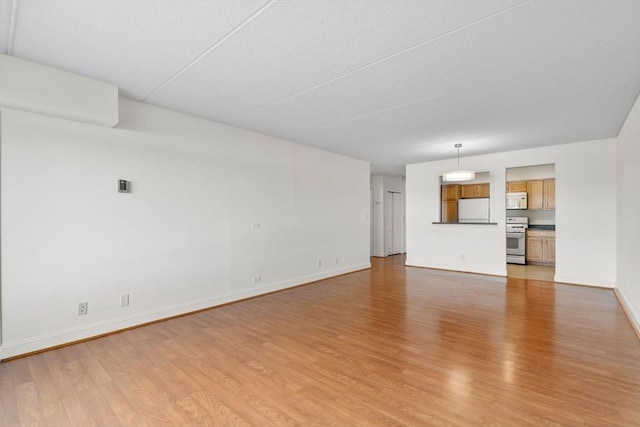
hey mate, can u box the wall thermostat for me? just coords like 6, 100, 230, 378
118, 180, 130, 193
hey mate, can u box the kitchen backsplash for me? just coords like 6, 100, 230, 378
506, 208, 555, 225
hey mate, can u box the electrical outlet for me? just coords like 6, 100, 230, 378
253, 276, 261, 283
78, 302, 88, 315
460, 254, 466, 261
316, 259, 322, 268
120, 294, 129, 307
334, 257, 339, 265
251, 223, 261, 229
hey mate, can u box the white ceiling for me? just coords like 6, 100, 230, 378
1, 0, 639, 175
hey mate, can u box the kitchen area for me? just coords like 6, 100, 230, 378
439, 165, 556, 281
506, 164, 556, 280
440, 171, 492, 223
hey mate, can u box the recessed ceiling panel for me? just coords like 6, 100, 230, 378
5, 0, 270, 99
293, 42, 640, 150
147, 0, 526, 119
235, 0, 640, 140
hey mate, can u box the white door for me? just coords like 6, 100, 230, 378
385, 191, 404, 255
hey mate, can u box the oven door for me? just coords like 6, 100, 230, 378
506, 232, 525, 256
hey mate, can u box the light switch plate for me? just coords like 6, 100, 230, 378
118, 179, 130, 193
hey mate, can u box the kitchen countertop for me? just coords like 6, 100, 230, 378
528, 225, 555, 230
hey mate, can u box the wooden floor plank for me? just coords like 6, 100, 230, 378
97, 382, 152, 427
14, 381, 41, 425
0, 380, 20, 427
1, 255, 638, 425
190, 391, 254, 427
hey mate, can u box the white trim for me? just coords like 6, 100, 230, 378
614, 288, 640, 339
553, 274, 614, 289
405, 258, 507, 278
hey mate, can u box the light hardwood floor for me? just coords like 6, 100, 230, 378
1, 255, 638, 426
507, 263, 555, 282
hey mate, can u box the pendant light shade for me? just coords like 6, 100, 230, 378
442, 144, 475, 182
442, 170, 475, 182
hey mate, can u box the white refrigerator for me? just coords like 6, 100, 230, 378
458, 198, 490, 223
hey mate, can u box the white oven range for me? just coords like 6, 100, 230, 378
506, 217, 528, 264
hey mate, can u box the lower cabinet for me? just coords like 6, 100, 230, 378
441, 200, 458, 223
526, 230, 555, 265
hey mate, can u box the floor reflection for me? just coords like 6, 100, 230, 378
507, 263, 555, 281
504, 277, 557, 388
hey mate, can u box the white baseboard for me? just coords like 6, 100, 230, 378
553, 274, 614, 288
614, 288, 640, 339
0, 262, 371, 360
405, 258, 506, 278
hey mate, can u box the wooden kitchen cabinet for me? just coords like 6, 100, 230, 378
440, 182, 489, 222
543, 179, 555, 209
460, 183, 490, 198
545, 237, 556, 261
441, 200, 458, 223
441, 184, 460, 201
441, 184, 460, 223
527, 179, 555, 210
527, 236, 544, 261
478, 183, 490, 198
507, 181, 527, 192
527, 230, 555, 264
527, 180, 544, 209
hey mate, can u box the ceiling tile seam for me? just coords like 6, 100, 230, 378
141, 0, 276, 103
283, 38, 640, 141
6, 0, 19, 55
242, 0, 534, 117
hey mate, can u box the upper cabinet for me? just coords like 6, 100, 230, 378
460, 183, 490, 199
441, 184, 460, 201
543, 179, 555, 209
506, 181, 527, 193
527, 180, 544, 209
526, 179, 555, 210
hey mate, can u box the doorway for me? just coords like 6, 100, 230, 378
384, 191, 404, 256
506, 164, 556, 281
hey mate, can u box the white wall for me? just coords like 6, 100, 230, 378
370, 175, 405, 257
0, 96, 370, 359
616, 94, 640, 327
506, 164, 555, 181
406, 139, 617, 286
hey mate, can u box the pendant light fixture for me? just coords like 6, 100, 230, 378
442, 144, 475, 182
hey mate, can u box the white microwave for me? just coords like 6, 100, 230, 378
506, 192, 527, 209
